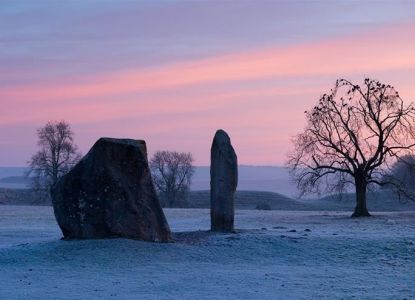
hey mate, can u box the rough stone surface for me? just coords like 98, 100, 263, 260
51, 138, 171, 242
210, 129, 238, 232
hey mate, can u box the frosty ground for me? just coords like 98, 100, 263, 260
0, 206, 414, 299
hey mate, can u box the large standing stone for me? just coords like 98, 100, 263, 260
210, 129, 238, 232
51, 138, 171, 242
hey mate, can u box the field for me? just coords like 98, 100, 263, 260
1, 205, 414, 299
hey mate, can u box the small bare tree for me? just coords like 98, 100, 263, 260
382, 154, 415, 199
28, 121, 81, 201
150, 150, 195, 207
287, 78, 415, 217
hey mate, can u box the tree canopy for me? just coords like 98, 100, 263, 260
28, 121, 81, 202
150, 150, 194, 207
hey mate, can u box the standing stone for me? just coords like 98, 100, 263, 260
210, 129, 238, 232
51, 138, 171, 242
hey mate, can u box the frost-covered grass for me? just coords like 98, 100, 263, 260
0, 205, 414, 299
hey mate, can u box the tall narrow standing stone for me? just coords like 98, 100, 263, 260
210, 129, 238, 232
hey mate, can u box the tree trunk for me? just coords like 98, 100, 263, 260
352, 176, 371, 217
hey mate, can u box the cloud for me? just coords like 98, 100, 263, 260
2, 22, 415, 104
1, 21, 415, 165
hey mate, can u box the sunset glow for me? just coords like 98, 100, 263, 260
1, 1, 415, 166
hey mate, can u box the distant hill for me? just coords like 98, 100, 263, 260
0, 176, 30, 189
0, 167, 27, 179
0, 176, 28, 184
0, 168, 30, 189
1, 186, 414, 212
188, 190, 308, 210
307, 191, 415, 212
1, 166, 414, 212
0, 188, 43, 205
0, 165, 299, 195
192, 165, 299, 197
185, 190, 415, 212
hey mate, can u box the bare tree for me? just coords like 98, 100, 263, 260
150, 150, 195, 207
287, 78, 415, 217
28, 121, 81, 201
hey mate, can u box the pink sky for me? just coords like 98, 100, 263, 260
1, 2, 415, 166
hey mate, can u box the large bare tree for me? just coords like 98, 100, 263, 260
150, 150, 194, 207
287, 78, 415, 217
28, 121, 81, 201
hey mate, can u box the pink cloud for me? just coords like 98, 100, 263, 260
2, 22, 415, 104
1, 22, 415, 165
